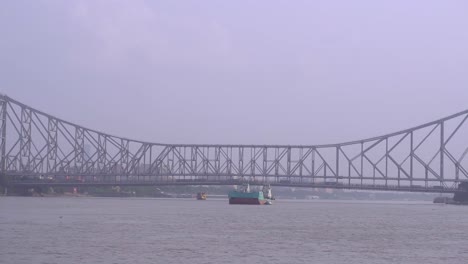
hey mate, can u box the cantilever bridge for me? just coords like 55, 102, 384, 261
1, 94, 468, 194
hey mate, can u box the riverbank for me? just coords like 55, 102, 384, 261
1, 185, 447, 201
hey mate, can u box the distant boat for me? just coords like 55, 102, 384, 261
196, 192, 207, 200
228, 184, 274, 205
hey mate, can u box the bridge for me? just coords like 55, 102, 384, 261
1, 94, 468, 194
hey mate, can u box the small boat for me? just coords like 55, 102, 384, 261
263, 185, 274, 205
196, 192, 207, 200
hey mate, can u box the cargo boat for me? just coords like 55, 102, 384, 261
228, 184, 273, 205
196, 192, 207, 200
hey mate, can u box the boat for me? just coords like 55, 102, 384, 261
196, 192, 207, 200
262, 185, 274, 200
228, 184, 274, 205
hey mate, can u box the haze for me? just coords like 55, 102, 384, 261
1, 0, 467, 145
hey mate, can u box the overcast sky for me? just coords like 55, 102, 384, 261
1, 0, 467, 145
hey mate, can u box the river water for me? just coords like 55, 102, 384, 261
0, 197, 467, 264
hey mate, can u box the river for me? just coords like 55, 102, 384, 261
0, 197, 467, 264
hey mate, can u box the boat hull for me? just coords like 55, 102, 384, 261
229, 197, 266, 205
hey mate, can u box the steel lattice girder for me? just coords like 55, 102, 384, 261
1, 94, 468, 191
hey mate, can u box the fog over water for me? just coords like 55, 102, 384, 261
1, 1, 468, 146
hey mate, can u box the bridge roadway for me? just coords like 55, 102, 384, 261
8, 179, 459, 194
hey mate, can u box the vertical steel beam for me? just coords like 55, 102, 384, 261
311, 147, 315, 183
250, 147, 255, 180
263, 147, 267, 181
286, 147, 291, 179
440, 121, 445, 183
215, 146, 220, 178
336, 147, 339, 181
385, 138, 389, 186
121, 139, 129, 174
274, 147, 279, 177
410, 131, 414, 185
192, 146, 197, 175
360, 142, 364, 186
227, 147, 232, 176
0, 98, 7, 182
74, 127, 84, 173
97, 134, 107, 173
299, 147, 303, 182
47, 118, 58, 172
20, 107, 32, 171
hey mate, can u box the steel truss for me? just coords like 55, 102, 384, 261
1, 94, 468, 192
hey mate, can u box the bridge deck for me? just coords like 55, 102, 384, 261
8, 180, 460, 194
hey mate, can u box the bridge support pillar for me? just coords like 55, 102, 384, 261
0, 173, 6, 195
453, 182, 468, 203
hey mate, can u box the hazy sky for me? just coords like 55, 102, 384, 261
1, 0, 467, 145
